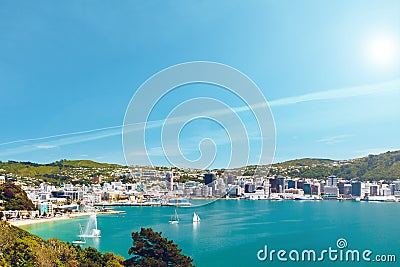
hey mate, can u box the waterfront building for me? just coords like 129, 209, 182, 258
323, 186, 339, 199
297, 181, 304, 190
244, 183, 256, 193
38, 202, 54, 216
278, 177, 285, 191
311, 183, 320, 195
381, 184, 392, 196
393, 181, 400, 197
338, 182, 346, 195
343, 184, 352, 198
269, 177, 280, 193
351, 181, 362, 197
287, 179, 296, 189
370, 185, 379, 196
389, 184, 396, 196
303, 183, 311, 195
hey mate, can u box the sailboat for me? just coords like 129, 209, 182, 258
192, 212, 200, 222
169, 209, 179, 224
72, 224, 86, 244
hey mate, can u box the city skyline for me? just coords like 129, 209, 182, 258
0, 1, 399, 167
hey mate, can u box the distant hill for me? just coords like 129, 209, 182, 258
334, 150, 400, 180
0, 150, 399, 182
273, 150, 400, 180
274, 158, 335, 168
52, 159, 122, 169
0, 160, 123, 185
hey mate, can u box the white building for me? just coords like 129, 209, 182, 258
0, 175, 5, 185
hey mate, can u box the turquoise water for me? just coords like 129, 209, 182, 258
22, 200, 400, 266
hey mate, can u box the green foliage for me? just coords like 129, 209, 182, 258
333, 151, 400, 180
0, 223, 193, 267
0, 160, 124, 185
272, 151, 400, 180
0, 182, 35, 210
0, 221, 125, 267
53, 159, 121, 169
274, 158, 334, 168
125, 228, 194, 267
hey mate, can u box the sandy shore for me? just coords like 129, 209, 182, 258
9, 212, 97, 227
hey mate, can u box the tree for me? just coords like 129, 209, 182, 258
125, 228, 193, 267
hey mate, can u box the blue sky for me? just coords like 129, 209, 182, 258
0, 0, 399, 167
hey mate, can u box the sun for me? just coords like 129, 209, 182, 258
365, 35, 398, 69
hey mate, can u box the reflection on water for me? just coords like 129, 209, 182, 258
21, 201, 400, 267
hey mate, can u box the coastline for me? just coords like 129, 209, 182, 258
9, 212, 96, 227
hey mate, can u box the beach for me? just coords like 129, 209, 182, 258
9, 212, 97, 226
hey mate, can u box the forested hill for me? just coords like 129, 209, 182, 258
0, 182, 35, 210
0, 160, 123, 185
0, 222, 194, 267
273, 150, 400, 180
0, 221, 125, 266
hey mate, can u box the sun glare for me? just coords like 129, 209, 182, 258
366, 35, 398, 69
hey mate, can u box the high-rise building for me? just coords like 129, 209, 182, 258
244, 183, 256, 193
303, 183, 311, 195
227, 175, 234, 185
278, 177, 285, 191
343, 184, 352, 198
326, 175, 338, 186
287, 179, 296, 189
204, 173, 215, 186
297, 181, 304, 190
389, 184, 396, 196
338, 182, 346, 195
393, 181, 400, 196
165, 172, 173, 191
370, 185, 379, 196
311, 183, 320, 195
269, 177, 280, 193
351, 181, 362, 197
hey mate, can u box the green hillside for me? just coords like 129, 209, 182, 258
0, 222, 194, 267
274, 150, 400, 180
0, 160, 124, 185
274, 158, 334, 168
0, 182, 35, 211
1, 150, 399, 182
333, 151, 400, 180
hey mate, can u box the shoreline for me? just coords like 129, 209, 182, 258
9, 212, 97, 227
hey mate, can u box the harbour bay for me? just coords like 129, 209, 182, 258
21, 200, 400, 267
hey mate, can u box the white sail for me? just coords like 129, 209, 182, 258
169, 209, 179, 224
192, 212, 200, 222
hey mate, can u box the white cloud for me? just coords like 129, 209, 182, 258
35, 145, 57, 149
316, 134, 353, 145
268, 79, 400, 107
